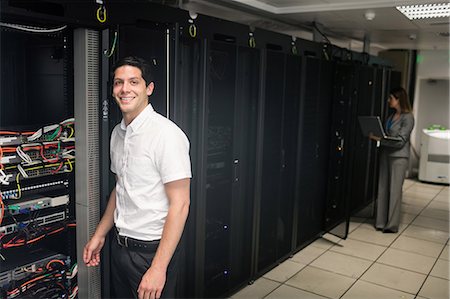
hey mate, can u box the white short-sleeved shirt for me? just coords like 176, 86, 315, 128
110, 104, 191, 241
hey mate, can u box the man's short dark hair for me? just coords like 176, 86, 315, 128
112, 56, 153, 86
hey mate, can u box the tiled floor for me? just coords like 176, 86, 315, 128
232, 179, 450, 299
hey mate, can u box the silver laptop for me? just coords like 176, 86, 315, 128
358, 116, 402, 141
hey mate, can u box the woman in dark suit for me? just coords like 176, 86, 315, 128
370, 87, 414, 233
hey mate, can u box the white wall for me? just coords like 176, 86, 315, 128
410, 50, 450, 176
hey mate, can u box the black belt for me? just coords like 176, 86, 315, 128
116, 231, 160, 251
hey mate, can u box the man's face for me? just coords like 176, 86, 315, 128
112, 65, 153, 118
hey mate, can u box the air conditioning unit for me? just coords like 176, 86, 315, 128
419, 129, 450, 184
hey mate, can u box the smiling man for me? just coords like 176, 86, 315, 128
83, 56, 192, 299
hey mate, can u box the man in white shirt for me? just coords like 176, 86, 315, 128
83, 56, 191, 299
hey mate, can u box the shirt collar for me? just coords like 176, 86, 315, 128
120, 104, 154, 132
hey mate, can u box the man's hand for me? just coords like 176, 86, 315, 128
137, 266, 167, 299
83, 235, 106, 267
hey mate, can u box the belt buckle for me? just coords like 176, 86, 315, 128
117, 234, 129, 247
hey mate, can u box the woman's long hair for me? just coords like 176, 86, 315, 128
390, 87, 412, 113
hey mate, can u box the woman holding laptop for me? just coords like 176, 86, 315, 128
369, 87, 414, 233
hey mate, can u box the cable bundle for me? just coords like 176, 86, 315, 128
3, 259, 75, 299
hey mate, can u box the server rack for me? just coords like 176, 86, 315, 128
348, 65, 380, 214
296, 57, 333, 247
0, 22, 80, 299
256, 50, 302, 275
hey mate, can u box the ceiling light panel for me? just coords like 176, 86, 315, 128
396, 3, 450, 20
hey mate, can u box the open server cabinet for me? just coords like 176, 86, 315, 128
0, 21, 80, 299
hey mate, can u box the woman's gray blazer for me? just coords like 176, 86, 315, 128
380, 112, 415, 157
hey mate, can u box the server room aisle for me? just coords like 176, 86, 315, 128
232, 179, 449, 299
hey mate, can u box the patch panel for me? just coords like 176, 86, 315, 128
6, 194, 69, 216
0, 179, 68, 200
1, 159, 75, 184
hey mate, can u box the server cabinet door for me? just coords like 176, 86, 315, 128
296, 57, 333, 247
365, 67, 385, 211
174, 37, 205, 299
203, 41, 237, 297
349, 65, 376, 213
316, 59, 333, 227
323, 63, 355, 238
176, 38, 258, 298
257, 50, 286, 272
203, 41, 259, 297
229, 46, 259, 289
282, 55, 302, 253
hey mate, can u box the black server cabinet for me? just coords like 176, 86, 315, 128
296, 57, 333, 247
257, 51, 301, 274
324, 62, 357, 238
348, 65, 380, 213
365, 67, 385, 207
202, 41, 259, 297
203, 41, 237, 296
176, 39, 259, 298
172, 37, 204, 299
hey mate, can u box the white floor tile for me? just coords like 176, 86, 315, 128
264, 284, 328, 299
231, 277, 280, 299
440, 244, 449, 261
400, 212, 417, 224
310, 237, 339, 250
361, 263, 426, 294
403, 179, 415, 190
430, 258, 450, 280
263, 260, 306, 283
418, 276, 450, 299
285, 266, 356, 299
427, 200, 450, 212
401, 225, 449, 244
330, 238, 386, 261
434, 193, 450, 203
321, 233, 344, 244
404, 190, 439, 200
407, 184, 442, 195
402, 195, 432, 207
391, 235, 446, 258
348, 226, 398, 247
291, 245, 327, 265
412, 183, 444, 190
377, 247, 436, 274
438, 187, 449, 197
420, 207, 450, 221
412, 215, 449, 232
310, 251, 372, 279
401, 202, 424, 215
341, 280, 415, 299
